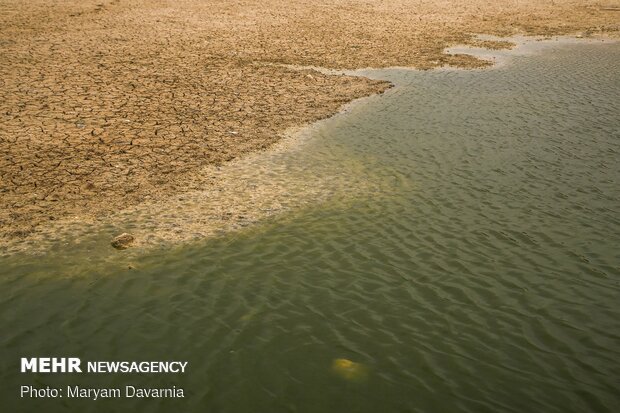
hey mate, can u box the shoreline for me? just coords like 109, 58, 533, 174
1, 85, 397, 256
443, 34, 618, 70
1, 1, 619, 254
3, 34, 617, 257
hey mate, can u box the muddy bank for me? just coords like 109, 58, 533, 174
1, 0, 618, 246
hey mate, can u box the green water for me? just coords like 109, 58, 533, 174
1, 41, 619, 413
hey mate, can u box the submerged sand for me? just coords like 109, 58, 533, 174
1, 0, 619, 250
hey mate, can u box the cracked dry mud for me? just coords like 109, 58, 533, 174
1, 0, 618, 251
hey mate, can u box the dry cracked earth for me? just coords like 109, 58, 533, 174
1, 0, 618, 249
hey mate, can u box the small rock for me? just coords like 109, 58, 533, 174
111, 233, 134, 250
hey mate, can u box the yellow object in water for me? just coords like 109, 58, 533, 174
331, 358, 368, 382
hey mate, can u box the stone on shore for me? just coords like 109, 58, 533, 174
111, 233, 135, 250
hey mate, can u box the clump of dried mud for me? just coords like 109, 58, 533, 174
1, 0, 618, 251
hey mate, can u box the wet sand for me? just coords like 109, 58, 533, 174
1, 0, 619, 249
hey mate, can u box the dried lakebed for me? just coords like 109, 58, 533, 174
3, 0, 619, 243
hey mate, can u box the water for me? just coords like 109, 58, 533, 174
1, 41, 619, 413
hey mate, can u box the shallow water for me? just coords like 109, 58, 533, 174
1, 41, 619, 412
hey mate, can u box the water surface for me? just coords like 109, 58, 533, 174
1, 41, 619, 413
